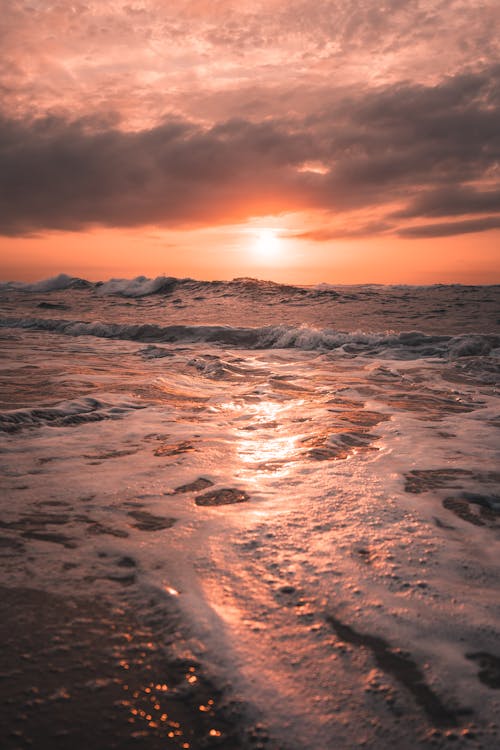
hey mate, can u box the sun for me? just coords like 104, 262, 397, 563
252, 229, 282, 263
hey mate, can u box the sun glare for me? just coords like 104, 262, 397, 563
252, 229, 282, 263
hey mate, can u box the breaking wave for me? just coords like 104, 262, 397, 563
2, 315, 499, 360
0, 273, 342, 301
4, 273, 497, 298
0, 273, 93, 293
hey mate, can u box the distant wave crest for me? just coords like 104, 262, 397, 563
0, 273, 173, 296
0, 273, 93, 293
0, 273, 342, 300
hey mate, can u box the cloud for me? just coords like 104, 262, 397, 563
398, 217, 500, 238
0, 65, 499, 237
1, 0, 499, 128
0, 115, 316, 235
391, 186, 500, 219
291, 221, 394, 241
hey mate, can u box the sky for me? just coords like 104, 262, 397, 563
1, 0, 499, 284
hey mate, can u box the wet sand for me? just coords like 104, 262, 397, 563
0, 586, 243, 750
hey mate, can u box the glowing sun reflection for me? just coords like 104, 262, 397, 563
235, 399, 301, 472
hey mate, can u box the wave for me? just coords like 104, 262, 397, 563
0, 273, 93, 293
0, 273, 341, 301
95, 275, 179, 297
0, 396, 146, 433
2, 315, 499, 360
2, 274, 499, 303
0, 273, 167, 296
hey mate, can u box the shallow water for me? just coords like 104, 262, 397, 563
1, 275, 500, 748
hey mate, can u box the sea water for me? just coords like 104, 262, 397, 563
1, 275, 499, 748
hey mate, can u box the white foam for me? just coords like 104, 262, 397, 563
2, 317, 500, 368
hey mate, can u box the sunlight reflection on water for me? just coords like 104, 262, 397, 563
233, 399, 302, 474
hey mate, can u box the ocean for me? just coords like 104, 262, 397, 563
1, 274, 499, 749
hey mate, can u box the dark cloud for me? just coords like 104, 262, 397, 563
0, 65, 499, 237
320, 65, 500, 196
391, 186, 500, 219
0, 115, 315, 235
398, 217, 500, 238
291, 221, 394, 241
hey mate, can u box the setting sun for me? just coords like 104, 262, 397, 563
252, 229, 282, 263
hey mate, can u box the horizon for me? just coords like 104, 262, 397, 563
2, 269, 500, 289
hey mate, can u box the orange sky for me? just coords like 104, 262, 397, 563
1, 225, 499, 286
1, 1, 499, 283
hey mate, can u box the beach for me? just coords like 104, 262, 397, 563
1, 276, 499, 748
